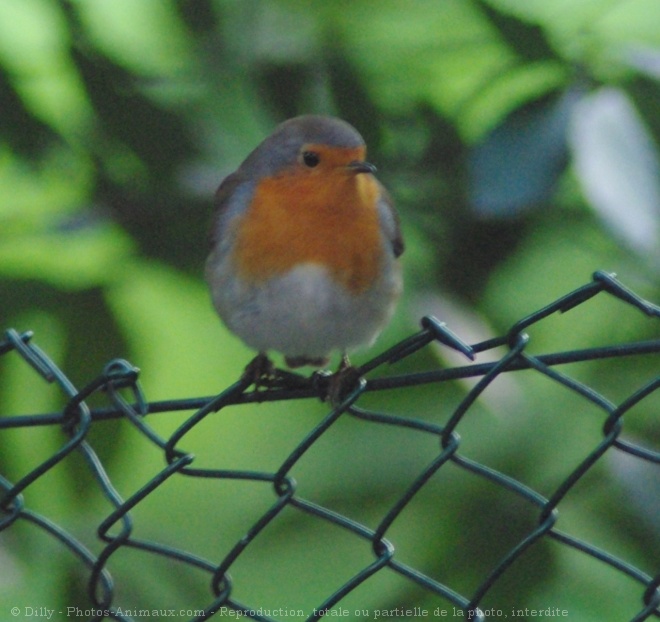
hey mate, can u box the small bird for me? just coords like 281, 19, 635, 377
205, 115, 404, 391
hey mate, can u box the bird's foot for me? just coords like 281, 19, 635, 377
324, 355, 363, 405
242, 352, 276, 388
242, 353, 310, 391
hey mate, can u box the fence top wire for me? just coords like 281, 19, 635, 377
1, 270, 659, 621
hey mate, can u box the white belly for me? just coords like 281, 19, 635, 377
207, 261, 401, 360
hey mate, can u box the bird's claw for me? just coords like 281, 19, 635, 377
321, 355, 363, 405
242, 353, 310, 392
242, 353, 364, 402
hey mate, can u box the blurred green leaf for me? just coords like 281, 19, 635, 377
69, 0, 194, 76
0, 145, 92, 223
480, 216, 650, 356
0, 0, 91, 138
0, 65, 60, 158
0, 221, 134, 289
104, 260, 243, 396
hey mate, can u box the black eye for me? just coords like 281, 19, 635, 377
302, 151, 320, 168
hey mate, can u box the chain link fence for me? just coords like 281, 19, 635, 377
1, 271, 659, 621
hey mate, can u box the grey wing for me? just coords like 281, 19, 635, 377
207, 173, 255, 252
376, 183, 404, 258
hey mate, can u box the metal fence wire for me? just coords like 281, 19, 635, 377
1, 270, 659, 622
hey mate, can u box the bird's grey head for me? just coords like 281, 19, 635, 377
239, 115, 366, 178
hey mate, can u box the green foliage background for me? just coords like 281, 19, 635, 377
1, 0, 659, 619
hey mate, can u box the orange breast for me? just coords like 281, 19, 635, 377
233, 169, 383, 294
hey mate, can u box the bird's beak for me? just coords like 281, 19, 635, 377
347, 160, 377, 174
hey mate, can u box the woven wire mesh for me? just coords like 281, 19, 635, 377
1, 270, 659, 621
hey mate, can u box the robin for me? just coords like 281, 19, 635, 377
205, 115, 404, 391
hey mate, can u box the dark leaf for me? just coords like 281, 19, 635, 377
476, 0, 557, 62
177, 0, 218, 34
468, 88, 580, 217
70, 46, 198, 179
0, 65, 60, 158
